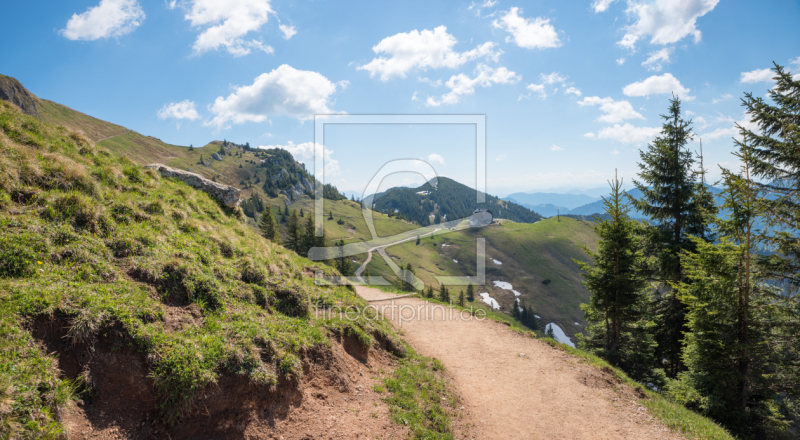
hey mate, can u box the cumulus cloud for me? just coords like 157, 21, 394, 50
700, 112, 757, 142
565, 87, 582, 97
592, 0, 619, 13
616, 57, 626, 65
60, 0, 145, 41
623, 73, 692, 99
739, 68, 774, 84
427, 153, 445, 164
358, 26, 501, 81
642, 47, 673, 72
176, 0, 276, 56
618, 0, 719, 51
595, 123, 661, 144
550, 145, 564, 151
426, 64, 520, 106
259, 141, 339, 176
578, 96, 644, 123
279, 24, 297, 40
206, 64, 343, 129
492, 7, 562, 49
583, 132, 596, 138
521, 83, 546, 100
540, 72, 568, 85
158, 100, 201, 121
418, 77, 443, 87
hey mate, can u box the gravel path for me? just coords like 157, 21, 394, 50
356, 286, 684, 440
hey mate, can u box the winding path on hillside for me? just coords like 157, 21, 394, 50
356, 286, 683, 440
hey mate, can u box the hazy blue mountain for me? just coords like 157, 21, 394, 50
503, 192, 598, 209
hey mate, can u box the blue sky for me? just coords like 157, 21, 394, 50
2, 0, 799, 197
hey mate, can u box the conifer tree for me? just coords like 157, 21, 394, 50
300, 215, 316, 257
439, 285, 449, 302
577, 173, 658, 382
631, 97, 713, 377
285, 209, 301, 252
426, 285, 435, 299
466, 284, 474, 302
336, 239, 354, 276
300, 208, 304, 217
458, 290, 465, 307
524, 306, 539, 331
401, 263, 416, 292
675, 132, 783, 436
258, 205, 279, 242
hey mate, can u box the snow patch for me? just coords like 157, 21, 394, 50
441, 243, 450, 247
492, 259, 503, 265
493, 280, 522, 296
535, 315, 541, 319
453, 259, 458, 263
574, 322, 580, 326
479, 292, 500, 310
545, 323, 575, 348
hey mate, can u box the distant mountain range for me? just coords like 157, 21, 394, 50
504, 186, 724, 219
370, 176, 543, 225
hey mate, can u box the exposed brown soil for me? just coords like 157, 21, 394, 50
356, 286, 684, 440
31, 317, 408, 439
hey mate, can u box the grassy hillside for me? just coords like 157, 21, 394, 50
32, 92, 595, 338
0, 100, 462, 438
369, 217, 598, 336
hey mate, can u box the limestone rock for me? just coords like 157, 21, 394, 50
145, 164, 241, 207
0, 74, 39, 118
212, 153, 223, 161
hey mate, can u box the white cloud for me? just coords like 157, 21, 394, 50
426, 64, 520, 106
358, 26, 501, 81
712, 93, 733, 104
596, 123, 661, 144
616, 57, 626, 65
694, 116, 708, 128
618, 0, 719, 51
492, 7, 562, 49
642, 47, 673, 72
550, 145, 564, 151
623, 73, 692, 99
578, 96, 644, 123
411, 91, 420, 101
427, 153, 445, 164
279, 24, 297, 40
495, 154, 507, 161
540, 72, 568, 85
739, 68, 774, 84
700, 112, 757, 142
592, 0, 619, 13
468, 0, 499, 17
178, 0, 276, 56
206, 64, 343, 129
418, 77, 443, 87
565, 87, 582, 97
791, 57, 800, 71
583, 132, 596, 138
60, 0, 145, 41
521, 83, 546, 100
259, 141, 339, 176
158, 100, 201, 120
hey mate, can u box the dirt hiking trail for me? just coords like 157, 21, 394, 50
356, 286, 683, 440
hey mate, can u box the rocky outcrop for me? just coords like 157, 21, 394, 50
145, 164, 241, 207
0, 74, 39, 118
212, 153, 223, 161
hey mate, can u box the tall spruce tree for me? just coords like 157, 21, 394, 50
631, 97, 713, 377
577, 173, 658, 382
285, 209, 302, 252
734, 63, 800, 433
439, 285, 449, 302
675, 132, 785, 437
258, 205, 279, 242
466, 284, 474, 302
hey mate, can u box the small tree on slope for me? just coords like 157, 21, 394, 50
258, 206, 279, 242
576, 173, 659, 383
